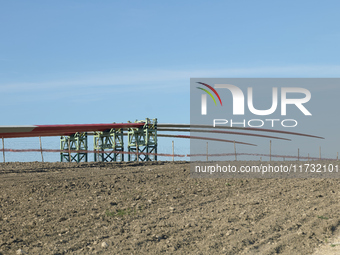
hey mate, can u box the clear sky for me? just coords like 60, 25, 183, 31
1, 1, 340, 161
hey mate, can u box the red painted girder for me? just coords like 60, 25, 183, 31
158, 124, 324, 139
0, 123, 145, 138
157, 128, 291, 141
158, 134, 256, 146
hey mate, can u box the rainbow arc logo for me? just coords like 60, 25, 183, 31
196, 82, 222, 115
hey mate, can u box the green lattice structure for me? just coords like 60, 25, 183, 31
93, 128, 124, 162
128, 118, 157, 161
60, 132, 88, 162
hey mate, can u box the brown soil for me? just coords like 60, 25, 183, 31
1, 161, 340, 255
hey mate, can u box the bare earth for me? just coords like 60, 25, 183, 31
1, 161, 340, 255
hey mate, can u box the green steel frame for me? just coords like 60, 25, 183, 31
60, 132, 88, 162
127, 118, 157, 161
93, 128, 124, 162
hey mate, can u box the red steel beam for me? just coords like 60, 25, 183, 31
158, 128, 291, 141
158, 124, 324, 139
0, 123, 145, 138
158, 134, 256, 146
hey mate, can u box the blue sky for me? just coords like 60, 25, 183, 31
1, 1, 340, 161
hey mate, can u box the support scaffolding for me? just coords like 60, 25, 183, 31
93, 128, 124, 162
128, 118, 157, 161
60, 132, 88, 162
